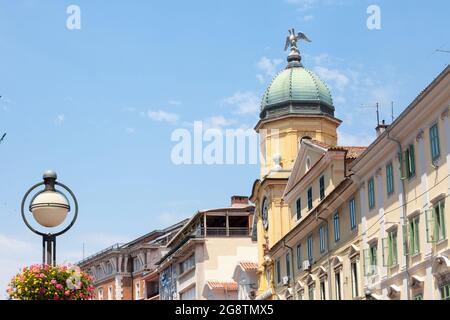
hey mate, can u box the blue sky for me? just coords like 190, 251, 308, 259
0, 0, 449, 295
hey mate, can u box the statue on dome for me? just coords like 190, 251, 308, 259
284, 28, 311, 53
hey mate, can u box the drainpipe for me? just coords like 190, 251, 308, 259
282, 239, 296, 300
386, 130, 411, 300
316, 212, 332, 300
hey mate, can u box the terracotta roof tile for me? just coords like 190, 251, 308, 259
239, 261, 258, 271
341, 146, 367, 159
207, 281, 238, 291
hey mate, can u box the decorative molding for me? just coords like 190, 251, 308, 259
375, 167, 382, 177
440, 106, 450, 120
416, 128, 424, 142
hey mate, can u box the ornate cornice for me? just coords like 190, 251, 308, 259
416, 128, 424, 142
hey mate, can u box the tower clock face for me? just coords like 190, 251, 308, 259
262, 197, 269, 230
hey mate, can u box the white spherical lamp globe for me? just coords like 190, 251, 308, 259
30, 191, 70, 228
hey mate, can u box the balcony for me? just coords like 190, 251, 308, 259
198, 227, 250, 237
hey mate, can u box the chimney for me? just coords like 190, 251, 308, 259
376, 119, 389, 137
231, 195, 249, 207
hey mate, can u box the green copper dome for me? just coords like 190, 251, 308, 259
259, 60, 335, 120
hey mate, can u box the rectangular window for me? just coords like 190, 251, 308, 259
351, 261, 359, 298
403, 144, 416, 179
296, 198, 301, 220
320, 281, 326, 300
319, 224, 327, 254
98, 288, 104, 300
285, 253, 291, 279
319, 175, 325, 200
308, 285, 315, 300
307, 187, 313, 211
179, 254, 195, 274
383, 230, 398, 267
364, 244, 377, 276
349, 197, 357, 231
368, 177, 375, 210
108, 286, 113, 300
335, 272, 341, 300
276, 259, 281, 284
307, 234, 313, 264
429, 123, 441, 161
333, 211, 340, 242
180, 286, 196, 300
135, 282, 140, 300
426, 200, 446, 243
386, 162, 394, 195
406, 216, 420, 255
440, 283, 450, 300
296, 244, 302, 270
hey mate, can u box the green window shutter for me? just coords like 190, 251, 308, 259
363, 249, 370, 276
404, 149, 410, 178
430, 124, 441, 161
382, 237, 388, 267
392, 232, 398, 265
403, 224, 409, 256
439, 201, 446, 240
296, 198, 301, 220
409, 144, 416, 177
414, 218, 420, 254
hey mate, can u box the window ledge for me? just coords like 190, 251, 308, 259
178, 266, 195, 279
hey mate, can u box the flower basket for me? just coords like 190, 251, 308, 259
6, 264, 94, 300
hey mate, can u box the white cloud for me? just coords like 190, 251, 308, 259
285, 0, 345, 11
147, 110, 179, 123
222, 91, 259, 115
285, 0, 317, 11
314, 66, 349, 92
168, 100, 182, 106
256, 57, 283, 83
0, 234, 40, 300
54, 114, 65, 125
302, 14, 314, 21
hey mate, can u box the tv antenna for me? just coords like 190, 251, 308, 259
391, 101, 395, 123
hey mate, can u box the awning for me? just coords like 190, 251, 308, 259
255, 288, 274, 300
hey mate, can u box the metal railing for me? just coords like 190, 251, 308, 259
198, 227, 250, 237
76, 243, 124, 265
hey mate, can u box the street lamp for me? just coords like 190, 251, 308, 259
21, 170, 78, 266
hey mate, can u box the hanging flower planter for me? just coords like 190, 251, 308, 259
6, 264, 95, 300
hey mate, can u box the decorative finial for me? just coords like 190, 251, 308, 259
284, 28, 311, 66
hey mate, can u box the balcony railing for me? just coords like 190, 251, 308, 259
198, 227, 250, 237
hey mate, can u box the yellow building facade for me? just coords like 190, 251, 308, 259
251, 31, 450, 300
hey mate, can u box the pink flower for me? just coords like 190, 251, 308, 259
51, 279, 57, 285
39, 273, 45, 278
56, 284, 64, 290
64, 290, 70, 296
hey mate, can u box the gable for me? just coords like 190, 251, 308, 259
284, 140, 328, 197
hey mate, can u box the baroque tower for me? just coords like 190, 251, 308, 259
250, 29, 341, 299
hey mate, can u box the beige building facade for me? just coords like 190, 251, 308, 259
255, 64, 450, 300
158, 196, 257, 300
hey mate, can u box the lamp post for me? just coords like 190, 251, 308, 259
21, 170, 78, 266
